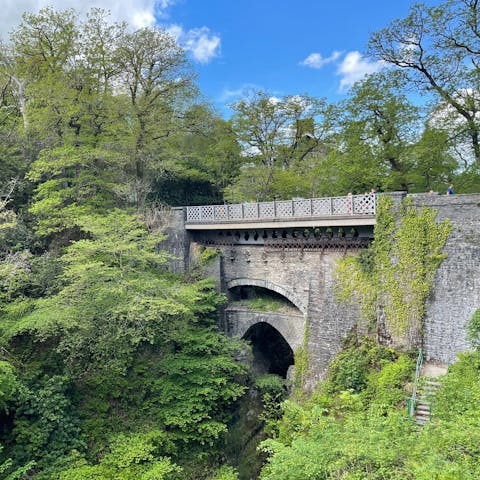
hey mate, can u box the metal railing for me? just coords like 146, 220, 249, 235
407, 348, 424, 417
186, 194, 376, 224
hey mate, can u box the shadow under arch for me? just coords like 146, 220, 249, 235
243, 322, 294, 378
226, 278, 307, 315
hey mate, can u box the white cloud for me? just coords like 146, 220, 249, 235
337, 51, 384, 91
183, 27, 220, 63
165, 23, 183, 40
0, 0, 177, 36
168, 25, 220, 64
300, 51, 341, 69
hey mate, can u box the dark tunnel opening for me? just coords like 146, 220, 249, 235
243, 322, 294, 378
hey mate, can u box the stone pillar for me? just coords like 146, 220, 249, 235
157, 207, 190, 274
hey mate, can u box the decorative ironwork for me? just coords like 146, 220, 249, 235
186, 194, 376, 223
264, 236, 371, 252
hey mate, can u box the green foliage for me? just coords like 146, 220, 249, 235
467, 308, 480, 349
326, 337, 397, 394
364, 354, 413, 414
259, 341, 415, 479
58, 432, 182, 480
146, 328, 246, 451
235, 297, 286, 312
27, 147, 124, 236
0, 361, 20, 413
226, 91, 328, 201
1, 4, 479, 479
336, 196, 452, 344
1, 211, 221, 377
260, 340, 480, 479
255, 374, 285, 397
405, 350, 480, 479
368, 0, 480, 166
0, 208, 247, 476
0, 446, 35, 480
209, 465, 239, 480
10, 375, 84, 475
255, 374, 287, 435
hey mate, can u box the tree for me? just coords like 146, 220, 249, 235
150, 104, 242, 205
228, 91, 328, 201
409, 126, 458, 192
3, 8, 199, 214
115, 26, 196, 204
326, 71, 419, 192
231, 91, 325, 168
368, 0, 480, 168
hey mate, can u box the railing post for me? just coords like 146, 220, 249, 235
257, 202, 260, 219
241, 203, 244, 219
330, 197, 333, 215
274, 199, 277, 218
309, 198, 313, 216
290, 199, 293, 218
408, 348, 423, 418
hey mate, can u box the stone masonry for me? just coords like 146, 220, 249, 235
161, 193, 480, 383
410, 194, 480, 364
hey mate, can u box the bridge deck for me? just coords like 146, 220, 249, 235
185, 194, 376, 230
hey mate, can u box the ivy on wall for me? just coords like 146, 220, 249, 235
335, 196, 452, 345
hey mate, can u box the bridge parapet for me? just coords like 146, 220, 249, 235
186, 194, 376, 227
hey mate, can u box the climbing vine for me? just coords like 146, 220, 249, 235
335, 196, 452, 345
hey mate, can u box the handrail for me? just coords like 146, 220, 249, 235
185, 194, 377, 224
408, 348, 423, 417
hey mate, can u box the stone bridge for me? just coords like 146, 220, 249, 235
162, 193, 480, 384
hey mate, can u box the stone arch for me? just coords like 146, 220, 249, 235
226, 278, 307, 315
242, 322, 295, 377
225, 310, 305, 352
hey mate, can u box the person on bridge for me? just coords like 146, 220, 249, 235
446, 184, 454, 196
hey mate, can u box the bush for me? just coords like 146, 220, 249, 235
326, 337, 396, 393
467, 308, 480, 349
255, 374, 285, 397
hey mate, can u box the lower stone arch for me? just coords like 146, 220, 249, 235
242, 321, 295, 378
225, 309, 305, 353
226, 278, 307, 315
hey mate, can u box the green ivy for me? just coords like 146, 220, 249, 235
335, 196, 452, 344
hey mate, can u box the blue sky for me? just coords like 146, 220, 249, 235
161, 0, 441, 114
2, 0, 441, 115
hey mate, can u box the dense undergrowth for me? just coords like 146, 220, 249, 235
259, 334, 480, 480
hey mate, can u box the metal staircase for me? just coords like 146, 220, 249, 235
407, 349, 443, 426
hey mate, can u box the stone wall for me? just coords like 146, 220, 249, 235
212, 245, 359, 382
409, 194, 480, 364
